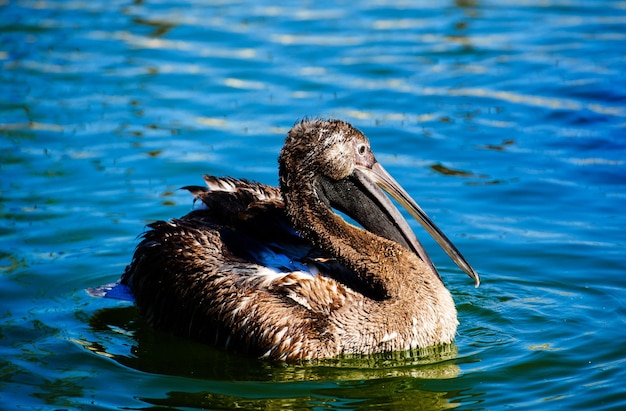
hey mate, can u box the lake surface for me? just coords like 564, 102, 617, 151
1, 0, 625, 409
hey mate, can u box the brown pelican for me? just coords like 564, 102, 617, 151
99, 119, 479, 361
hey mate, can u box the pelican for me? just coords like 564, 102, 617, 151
101, 119, 479, 361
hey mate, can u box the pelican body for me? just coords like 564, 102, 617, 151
116, 119, 479, 361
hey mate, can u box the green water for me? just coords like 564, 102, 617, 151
1, 0, 625, 409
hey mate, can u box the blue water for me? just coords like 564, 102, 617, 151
2, 0, 625, 409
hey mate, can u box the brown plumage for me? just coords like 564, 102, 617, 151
119, 119, 479, 361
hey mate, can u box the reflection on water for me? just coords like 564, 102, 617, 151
77, 305, 463, 409
136, 380, 459, 411
84, 305, 461, 381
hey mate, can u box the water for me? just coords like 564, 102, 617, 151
1, 0, 625, 409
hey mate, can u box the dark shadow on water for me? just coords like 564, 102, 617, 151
84, 306, 474, 410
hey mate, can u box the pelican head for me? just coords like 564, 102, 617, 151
280, 118, 479, 286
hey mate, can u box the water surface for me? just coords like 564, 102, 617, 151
1, 0, 625, 409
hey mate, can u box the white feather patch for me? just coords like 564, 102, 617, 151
205, 178, 238, 192
379, 331, 398, 344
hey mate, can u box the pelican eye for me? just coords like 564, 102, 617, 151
357, 143, 367, 156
